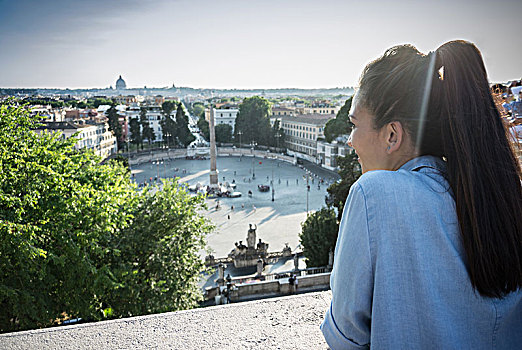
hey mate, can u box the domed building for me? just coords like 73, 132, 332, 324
115, 75, 127, 90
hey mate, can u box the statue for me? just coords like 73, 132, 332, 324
247, 224, 257, 249
282, 243, 292, 257
257, 238, 268, 253
238, 240, 247, 255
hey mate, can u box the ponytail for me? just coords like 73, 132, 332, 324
430, 41, 522, 298
359, 40, 522, 298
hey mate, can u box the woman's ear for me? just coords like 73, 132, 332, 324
385, 121, 404, 153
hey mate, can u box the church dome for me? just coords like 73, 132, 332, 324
115, 75, 127, 90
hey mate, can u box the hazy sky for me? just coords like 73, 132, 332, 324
0, 0, 520, 89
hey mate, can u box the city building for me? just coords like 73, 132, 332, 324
35, 120, 117, 159
124, 102, 181, 143
271, 107, 296, 117
205, 108, 239, 133
113, 95, 137, 105
317, 137, 352, 171
30, 105, 66, 122
280, 114, 335, 160
115, 75, 127, 90
303, 105, 340, 115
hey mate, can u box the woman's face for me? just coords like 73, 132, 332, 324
348, 99, 389, 174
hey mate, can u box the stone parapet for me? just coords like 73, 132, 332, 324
1, 291, 332, 350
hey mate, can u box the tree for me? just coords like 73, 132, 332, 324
270, 120, 285, 149
192, 103, 205, 118
215, 124, 233, 143
140, 107, 155, 147
160, 102, 177, 147
299, 208, 339, 267
323, 96, 353, 143
161, 100, 177, 117
234, 96, 272, 146
104, 181, 213, 316
197, 116, 210, 141
0, 100, 213, 332
107, 105, 124, 150
128, 116, 142, 149
175, 102, 195, 147
91, 98, 113, 108
326, 151, 361, 220
0, 101, 134, 332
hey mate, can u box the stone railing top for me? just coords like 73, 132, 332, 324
1, 291, 332, 350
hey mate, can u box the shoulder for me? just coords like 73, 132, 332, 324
353, 169, 415, 195
351, 167, 448, 206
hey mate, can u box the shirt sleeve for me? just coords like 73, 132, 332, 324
321, 182, 373, 349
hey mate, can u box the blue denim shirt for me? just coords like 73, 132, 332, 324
321, 155, 522, 349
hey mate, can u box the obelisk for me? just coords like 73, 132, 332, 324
209, 105, 219, 187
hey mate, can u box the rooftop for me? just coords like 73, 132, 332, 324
1, 291, 332, 350
281, 113, 335, 125
35, 121, 92, 130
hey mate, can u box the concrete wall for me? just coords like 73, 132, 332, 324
287, 149, 318, 164
128, 148, 297, 166
0, 291, 332, 350
206, 272, 331, 303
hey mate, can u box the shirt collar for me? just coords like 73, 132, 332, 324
399, 155, 446, 173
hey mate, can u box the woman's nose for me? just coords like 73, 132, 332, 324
347, 132, 353, 147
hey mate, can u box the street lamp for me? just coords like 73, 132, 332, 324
164, 132, 171, 159
152, 159, 164, 181
237, 131, 243, 160
271, 157, 275, 202
163, 159, 167, 179
306, 172, 311, 215
250, 140, 257, 179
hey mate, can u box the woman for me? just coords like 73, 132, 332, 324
321, 41, 522, 349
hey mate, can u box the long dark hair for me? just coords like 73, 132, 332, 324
357, 40, 522, 298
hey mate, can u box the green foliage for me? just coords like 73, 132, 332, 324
107, 105, 123, 149
128, 117, 142, 147
161, 101, 177, 117
90, 98, 113, 108
110, 154, 130, 170
271, 120, 285, 148
23, 99, 65, 108
326, 152, 361, 220
0, 100, 213, 332
197, 116, 210, 141
175, 103, 195, 147
299, 208, 339, 267
185, 102, 205, 119
192, 103, 205, 118
104, 181, 213, 315
234, 96, 272, 146
140, 107, 155, 146
324, 96, 353, 143
215, 124, 233, 143
160, 111, 178, 146
65, 98, 113, 109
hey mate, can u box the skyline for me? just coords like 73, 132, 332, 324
0, 0, 521, 89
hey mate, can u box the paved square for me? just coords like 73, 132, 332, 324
131, 156, 338, 258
